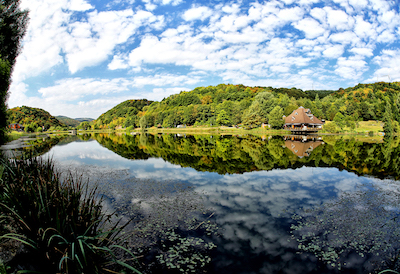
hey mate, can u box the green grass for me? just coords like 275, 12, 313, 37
0, 155, 140, 273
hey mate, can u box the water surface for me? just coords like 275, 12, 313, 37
3, 133, 399, 273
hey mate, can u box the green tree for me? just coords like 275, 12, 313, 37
79, 121, 90, 130
323, 122, 339, 133
139, 115, 148, 130
242, 92, 276, 128
216, 109, 232, 126
0, 0, 29, 143
383, 99, 394, 135
268, 106, 284, 129
333, 112, 345, 129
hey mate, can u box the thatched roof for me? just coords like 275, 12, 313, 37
284, 106, 323, 125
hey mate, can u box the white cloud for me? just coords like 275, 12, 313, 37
324, 7, 354, 31
38, 78, 132, 102
182, 6, 213, 21
310, 7, 326, 23
293, 17, 327, 39
376, 30, 396, 43
335, 56, 367, 79
349, 47, 374, 57
322, 44, 344, 58
138, 87, 191, 101
353, 16, 377, 40
329, 31, 359, 45
68, 0, 94, 11
132, 74, 203, 87
65, 9, 164, 73
108, 54, 129, 70
369, 49, 400, 82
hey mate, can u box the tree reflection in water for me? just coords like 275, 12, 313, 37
3, 133, 400, 273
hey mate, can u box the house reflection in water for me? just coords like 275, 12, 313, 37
283, 135, 324, 158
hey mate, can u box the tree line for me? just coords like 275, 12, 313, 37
90, 82, 400, 134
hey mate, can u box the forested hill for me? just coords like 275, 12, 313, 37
8, 106, 65, 130
93, 82, 400, 130
93, 99, 152, 129
56, 116, 81, 127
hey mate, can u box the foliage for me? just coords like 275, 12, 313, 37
323, 122, 340, 133
84, 133, 400, 179
7, 105, 65, 130
0, 0, 29, 69
0, 155, 139, 273
0, 57, 10, 142
268, 105, 284, 129
91, 82, 400, 132
95, 99, 152, 129
383, 99, 394, 135
78, 121, 90, 130
56, 116, 81, 127
0, 0, 29, 144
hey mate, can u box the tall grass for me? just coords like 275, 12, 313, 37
0, 155, 140, 273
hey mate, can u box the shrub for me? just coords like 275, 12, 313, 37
323, 122, 340, 133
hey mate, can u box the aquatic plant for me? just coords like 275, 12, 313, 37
290, 181, 400, 272
0, 155, 140, 273
65, 164, 219, 274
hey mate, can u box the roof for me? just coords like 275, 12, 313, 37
285, 140, 323, 158
284, 106, 323, 125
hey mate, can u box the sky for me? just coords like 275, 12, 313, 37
7, 0, 400, 119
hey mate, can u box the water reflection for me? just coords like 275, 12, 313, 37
283, 135, 324, 158
2, 133, 399, 273
4, 133, 399, 179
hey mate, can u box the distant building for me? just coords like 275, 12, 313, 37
284, 106, 324, 134
8, 123, 24, 131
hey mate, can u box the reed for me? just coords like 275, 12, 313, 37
0, 155, 140, 273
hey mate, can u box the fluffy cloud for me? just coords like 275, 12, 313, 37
182, 6, 213, 21
322, 44, 345, 58
334, 56, 368, 79
293, 17, 327, 39
369, 49, 400, 82
8, 0, 400, 118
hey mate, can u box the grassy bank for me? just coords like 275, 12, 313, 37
5, 120, 387, 142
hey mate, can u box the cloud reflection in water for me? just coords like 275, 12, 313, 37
44, 139, 382, 273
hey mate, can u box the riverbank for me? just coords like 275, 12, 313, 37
5, 120, 387, 143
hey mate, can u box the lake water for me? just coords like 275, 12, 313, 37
2, 133, 400, 273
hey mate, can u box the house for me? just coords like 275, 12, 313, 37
283, 135, 324, 158
284, 106, 324, 134
8, 123, 24, 131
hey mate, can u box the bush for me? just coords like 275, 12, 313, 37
0, 155, 140, 273
323, 122, 340, 133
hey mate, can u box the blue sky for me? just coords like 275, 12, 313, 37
8, 0, 400, 118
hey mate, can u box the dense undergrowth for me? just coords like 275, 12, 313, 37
0, 155, 140, 273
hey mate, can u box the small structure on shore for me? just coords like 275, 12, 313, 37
284, 106, 324, 134
8, 123, 24, 131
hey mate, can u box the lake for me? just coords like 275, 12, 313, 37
2, 132, 400, 273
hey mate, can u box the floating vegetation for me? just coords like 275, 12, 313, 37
56, 163, 219, 273
290, 180, 400, 272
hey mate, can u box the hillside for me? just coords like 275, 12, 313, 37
8, 106, 65, 130
93, 99, 152, 129
56, 116, 81, 127
75, 118, 94, 122
93, 82, 400, 131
